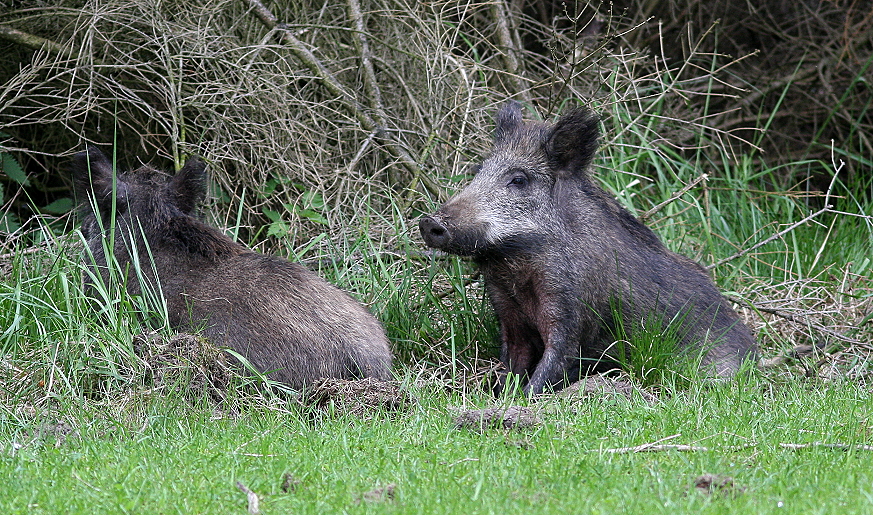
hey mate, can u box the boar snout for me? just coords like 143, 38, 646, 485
420, 215, 451, 249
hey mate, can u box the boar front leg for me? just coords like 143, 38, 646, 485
522, 317, 581, 396
494, 315, 544, 396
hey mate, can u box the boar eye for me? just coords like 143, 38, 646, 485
507, 173, 528, 188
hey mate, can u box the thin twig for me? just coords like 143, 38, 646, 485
593, 434, 757, 454
640, 173, 707, 222
242, 0, 441, 199
726, 294, 864, 347
596, 443, 712, 453
594, 433, 683, 453
706, 205, 832, 270
779, 442, 873, 451
0, 246, 49, 261
593, 440, 873, 454
708, 150, 842, 270
236, 481, 260, 515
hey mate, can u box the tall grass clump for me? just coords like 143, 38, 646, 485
285, 201, 500, 388
606, 296, 704, 390
0, 225, 147, 404
0, 0, 870, 383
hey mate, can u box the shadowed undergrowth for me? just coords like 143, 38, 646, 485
0, 0, 869, 414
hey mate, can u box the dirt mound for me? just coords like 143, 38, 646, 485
451, 405, 541, 431
134, 331, 233, 402
299, 377, 415, 418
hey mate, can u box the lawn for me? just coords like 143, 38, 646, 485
2, 378, 871, 514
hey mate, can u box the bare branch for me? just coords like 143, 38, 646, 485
0, 25, 70, 56
347, 0, 384, 119
727, 294, 865, 348
709, 154, 842, 270
707, 204, 831, 270
490, 0, 531, 104
640, 173, 708, 222
242, 0, 441, 199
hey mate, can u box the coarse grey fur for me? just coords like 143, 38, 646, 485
72, 146, 392, 390
420, 101, 757, 396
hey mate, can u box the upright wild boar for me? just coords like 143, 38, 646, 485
73, 146, 392, 389
420, 102, 756, 396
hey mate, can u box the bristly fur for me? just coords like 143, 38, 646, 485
544, 107, 600, 176
420, 101, 757, 396
72, 146, 393, 390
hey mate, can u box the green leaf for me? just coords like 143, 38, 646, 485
0, 211, 20, 233
297, 209, 328, 226
1, 152, 29, 186
42, 197, 74, 215
261, 208, 281, 223
260, 178, 279, 197
302, 190, 326, 209
266, 220, 289, 238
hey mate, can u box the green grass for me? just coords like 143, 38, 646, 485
607, 295, 705, 389
1, 3, 871, 511
1, 177, 870, 513
1, 102, 871, 514
0, 233, 146, 401
1, 379, 871, 514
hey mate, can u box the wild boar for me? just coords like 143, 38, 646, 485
72, 146, 392, 389
420, 101, 756, 395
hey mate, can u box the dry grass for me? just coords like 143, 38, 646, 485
0, 0, 761, 242
744, 266, 873, 380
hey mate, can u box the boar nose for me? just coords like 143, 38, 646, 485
419, 216, 451, 249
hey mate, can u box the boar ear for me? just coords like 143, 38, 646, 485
71, 145, 123, 209
170, 157, 207, 214
494, 100, 524, 145
545, 108, 600, 177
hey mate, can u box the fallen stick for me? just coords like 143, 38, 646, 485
592, 440, 873, 454
236, 481, 260, 515
596, 443, 712, 453
779, 442, 873, 451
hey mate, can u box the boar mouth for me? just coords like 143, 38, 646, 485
419, 215, 488, 257
420, 215, 543, 259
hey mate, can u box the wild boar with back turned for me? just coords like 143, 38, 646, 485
73, 146, 392, 389
420, 102, 756, 396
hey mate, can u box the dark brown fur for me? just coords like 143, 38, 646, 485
420, 102, 757, 396
73, 146, 392, 389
